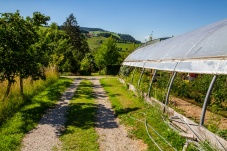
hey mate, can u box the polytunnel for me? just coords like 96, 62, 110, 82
122, 18, 227, 126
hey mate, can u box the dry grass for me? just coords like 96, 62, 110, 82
0, 69, 59, 123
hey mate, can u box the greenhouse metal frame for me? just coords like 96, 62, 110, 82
122, 18, 227, 126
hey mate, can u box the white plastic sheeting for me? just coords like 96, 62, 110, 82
123, 19, 227, 74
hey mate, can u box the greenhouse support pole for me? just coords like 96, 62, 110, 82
148, 69, 157, 97
138, 67, 145, 88
165, 71, 177, 106
199, 75, 217, 126
131, 67, 136, 83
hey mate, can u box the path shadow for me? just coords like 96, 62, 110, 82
95, 104, 119, 129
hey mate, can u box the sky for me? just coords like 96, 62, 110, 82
1, 0, 227, 42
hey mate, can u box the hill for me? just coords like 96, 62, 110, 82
80, 27, 107, 32
87, 36, 141, 51
80, 27, 141, 44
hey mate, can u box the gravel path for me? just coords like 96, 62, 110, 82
21, 77, 147, 151
21, 79, 81, 151
91, 78, 147, 151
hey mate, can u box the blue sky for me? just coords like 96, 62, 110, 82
1, 0, 227, 42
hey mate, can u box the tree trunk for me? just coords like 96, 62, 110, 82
20, 76, 24, 97
30, 78, 34, 85
89, 64, 92, 75
4, 80, 12, 100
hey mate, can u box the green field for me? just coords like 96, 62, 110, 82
87, 36, 141, 51
90, 31, 120, 38
87, 36, 107, 50
117, 42, 140, 51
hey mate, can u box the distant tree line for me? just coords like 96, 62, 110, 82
97, 33, 141, 44
97, 33, 120, 40
118, 34, 141, 44
79, 27, 106, 32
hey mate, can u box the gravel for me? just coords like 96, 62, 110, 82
21, 77, 147, 151
91, 78, 147, 151
21, 79, 81, 151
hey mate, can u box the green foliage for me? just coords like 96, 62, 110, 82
94, 36, 120, 72
120, 67, 227, 139
27, 11, 50, 26
119, 66, 134, 78
80, 53, 94, 75
0, 77, 73, 151
61, 13, 90, 73
60, 80, 99, 151
40, 22, 73, 71
0, 10, 51, 97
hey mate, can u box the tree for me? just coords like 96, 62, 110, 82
45, 22, 73, 72
80, 53, 94, 75
61, 13, 90, 73
0, 11, 35, 97
0, 11, 50, 98
94, 36, 120, 72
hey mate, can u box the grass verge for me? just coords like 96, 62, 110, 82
60, 80, 99, 151
100, 78, 185, 151
0, 70, 59, 124
0, 77, 73, 151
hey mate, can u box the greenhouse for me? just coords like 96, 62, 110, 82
123, 19, 227, 74
121, 19, 227, 150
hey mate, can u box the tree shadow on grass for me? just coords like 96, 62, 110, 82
61, 102, 98, 136
115, 107, 140, 116
99, 83, 112, 88
46, 81, 72, 101
66, 103, 97, 129
109, 93, 121, 98
17, 79, 75, 133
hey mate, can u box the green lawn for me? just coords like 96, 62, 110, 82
60, 80, 99, 151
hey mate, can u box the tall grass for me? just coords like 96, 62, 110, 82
0, 69, 58, 124
0, 76, 73, 151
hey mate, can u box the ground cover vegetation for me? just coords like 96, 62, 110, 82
60, 80, 99, 151
100, 78, 186, 151
120, 66, 227, 140
0, 77, 73, 151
